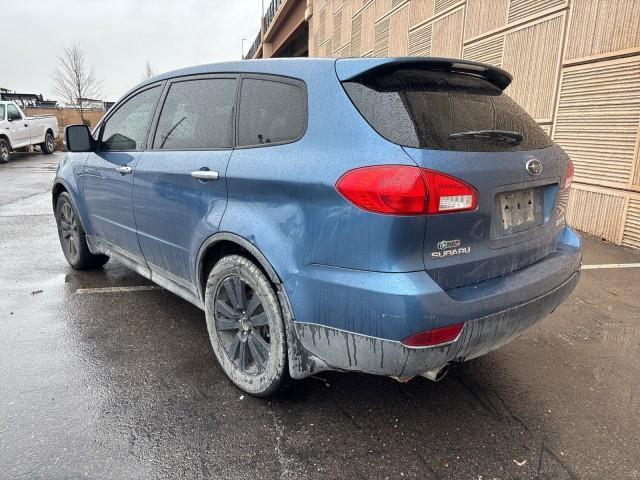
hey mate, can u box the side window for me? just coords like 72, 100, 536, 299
101, 86, 160, 151
7, 104, 22, 121
0, 104, 5, 121
153, 78, 236, 150
238, 78, 306, 147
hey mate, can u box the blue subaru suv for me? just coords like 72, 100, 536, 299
54, 58, 581, 396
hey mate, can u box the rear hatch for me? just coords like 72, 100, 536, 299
339, 59, 571, 290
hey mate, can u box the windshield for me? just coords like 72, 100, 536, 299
342, 69, 552, 152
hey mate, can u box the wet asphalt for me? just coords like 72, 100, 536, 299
1, 152, 639, 479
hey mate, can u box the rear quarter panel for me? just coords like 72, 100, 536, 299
220, 63, 427, 287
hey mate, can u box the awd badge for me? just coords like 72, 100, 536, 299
432, 239, 471, 259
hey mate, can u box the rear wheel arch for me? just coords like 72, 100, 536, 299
196, 233, 282, 302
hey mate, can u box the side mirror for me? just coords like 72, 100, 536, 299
65, 124, 94, 152
7, 112, 20, 122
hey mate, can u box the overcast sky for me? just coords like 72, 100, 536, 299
3, 0, 263, 102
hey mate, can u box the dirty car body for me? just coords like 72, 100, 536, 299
53, 58, 581, 392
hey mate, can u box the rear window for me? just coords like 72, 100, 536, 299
238, 78, 306, 147
342, 69, 552, 152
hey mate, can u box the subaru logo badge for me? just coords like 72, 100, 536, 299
526, 159, 542, 176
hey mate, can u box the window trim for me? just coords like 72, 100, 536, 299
234, 73, 308, 150
96, 82, 165, 153
7, 103, 22, 121
147, 73, 240, 152
91, 72, 308, 153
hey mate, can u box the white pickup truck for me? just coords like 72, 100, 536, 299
0, 100, 58, 163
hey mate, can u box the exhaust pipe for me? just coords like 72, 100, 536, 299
421, 363, 450, 382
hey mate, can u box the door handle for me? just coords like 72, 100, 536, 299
115, 165, 133, 174
24, 124, 28, 128
191, 170, 219, 180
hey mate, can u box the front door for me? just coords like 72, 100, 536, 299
133, 76, 237, 283
83, 84, 162, 260
6, 104, 30, 147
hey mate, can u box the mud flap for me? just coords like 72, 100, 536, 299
276, 287, 330, 379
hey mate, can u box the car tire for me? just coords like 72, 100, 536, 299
55, 192, 109, 269
204, 254, 289, 397
0, 138, 10, 163
41, 132, 55, 155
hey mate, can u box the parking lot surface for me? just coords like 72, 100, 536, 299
1, 152, 639, 479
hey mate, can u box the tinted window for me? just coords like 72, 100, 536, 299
153, 78, 236, 150
342, 69, 552, 152
101, 86, 160, 151
0, 104, 5, 121
238, 78, 306, 146
7, 104, 21, 120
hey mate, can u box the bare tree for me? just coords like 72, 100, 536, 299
52, 44, 102, 125
144, 61, 158, 79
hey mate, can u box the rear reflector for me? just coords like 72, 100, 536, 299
402, 323, 464, 348
563, 159, 574, 189
336, 166, 477, 215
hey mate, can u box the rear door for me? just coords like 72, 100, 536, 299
83, 84, 163, 259
133, 75, 237, 283
342, 67, 571, 289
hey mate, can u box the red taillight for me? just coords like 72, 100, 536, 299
563, 159, 574, 189
336, 165, 477, 215
402, 323, 464, 348
421, 169, 477, 214
336, 165, 427, 215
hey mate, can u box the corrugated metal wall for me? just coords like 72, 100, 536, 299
308, 0, 640, 248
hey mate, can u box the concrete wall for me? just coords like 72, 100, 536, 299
308, 0, 640, 248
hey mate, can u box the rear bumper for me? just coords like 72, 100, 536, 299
294, 271, 578, 377
286, 227, 581, 378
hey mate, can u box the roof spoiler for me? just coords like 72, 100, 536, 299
335, 57, 512, 91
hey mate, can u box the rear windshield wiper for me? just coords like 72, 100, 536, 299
448, 130, 523, 145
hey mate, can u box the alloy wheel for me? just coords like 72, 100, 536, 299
214, 275, 271, 374
46, 135, 54, 153
0, 144, 8, 162
59, 202, 80, 260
